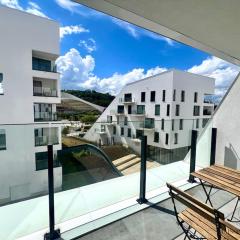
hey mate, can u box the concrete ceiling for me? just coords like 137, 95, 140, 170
75, 0, 240, 66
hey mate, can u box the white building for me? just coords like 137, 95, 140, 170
84, 70, 215, 163
0, 6, 62, 204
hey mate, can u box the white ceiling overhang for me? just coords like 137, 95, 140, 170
75, 0, 240, 66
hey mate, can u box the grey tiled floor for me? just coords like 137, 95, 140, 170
75, 185, 238, 240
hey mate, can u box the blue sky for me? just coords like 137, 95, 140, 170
0, 0, 239, 100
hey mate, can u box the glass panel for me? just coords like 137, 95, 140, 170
0, 123, 62, 239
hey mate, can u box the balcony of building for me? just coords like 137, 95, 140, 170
34, 103, 58, 122
203, 106, 214, 116
32, 50, 58, 73
119, 94, 135, 104
33, 78, 58, 98
34, 127, 59, 146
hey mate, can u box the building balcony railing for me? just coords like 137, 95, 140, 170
32, 57, 57, 73
119, 97, 135, 104
34, 112, 58, 122
33, 87, 58, 97
203, 109, 213, 116
35, 135, 59, 146
131, 110, 145, 116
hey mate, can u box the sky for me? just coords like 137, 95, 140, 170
0, 0, 240, 101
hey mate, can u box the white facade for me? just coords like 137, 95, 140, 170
84, 70, 215, 162
0, 6, 62, 203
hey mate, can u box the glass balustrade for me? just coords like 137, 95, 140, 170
33, 86, 58, 97
0, 118, 214, 240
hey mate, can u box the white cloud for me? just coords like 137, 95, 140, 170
55, 0, 104, 17
57, 48, 167, 95
79, 38, 97, 53
57, 49, 240, 102
56, 48, 96, 90
60, 25, 89, 39
112, 18, 175, 46
26, 2, 48, 18
0, 0, 48, 18
55, 0, 79, 13
188, 56, 240, 102
0, 0, 22, 10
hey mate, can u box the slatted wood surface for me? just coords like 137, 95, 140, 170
179, 209, 240, 240
191, 164, 240, 197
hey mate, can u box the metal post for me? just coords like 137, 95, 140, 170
44, 145, 61, 240
137, 135, 148, 204
210, 128, 217, 166
188, 130, 198, 183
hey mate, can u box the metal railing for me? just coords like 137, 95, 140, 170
33, 87, 57, 97
34, 112, 58, 122
35, 136, 59, 146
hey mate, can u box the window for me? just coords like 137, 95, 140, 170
173, 89, 176, 101
179, 119, 183, 130
0, 129, 6, 150
137, 105, 145, 114
165, 133, 169, 145
193, 106, 200, 116
113, 126, 116, 135
128, 128, 131, 138
0, 73, 3, 95
174, 133, 178, 144
162, 90, 166, 102
117, 116, 120, 124
121, 127, 124, 136
154, 132, 159, 143
128, 105, 132, 114
155, 104, 160, 116
196, 119, 199, 129
175, 104, 180, 116
117, 105, 124, 114
107, 115, 112, 123
202, 118, 209, 128
136, 129, 143, 139
35, 152, 60, 171
32, 57, 53, 72
150, 91, 155, 102
145, 118, 155, 129
141, 92, 146, 102
194, 92, 198, 103
172, 119, 174, 131
101, 125, 106, 132
166, 104, 170, 116
181, 90, 185, 102
161, 119, 165, 130
124, 117, 128, 125
124, 93, 132, 102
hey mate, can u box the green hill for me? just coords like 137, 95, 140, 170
62, 90, 115, 107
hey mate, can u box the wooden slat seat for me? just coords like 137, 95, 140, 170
167, 183, 240, 240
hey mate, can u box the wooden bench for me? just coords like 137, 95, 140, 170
167, 183, 240, 240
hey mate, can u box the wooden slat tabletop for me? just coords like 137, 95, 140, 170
191, 165, 240, 197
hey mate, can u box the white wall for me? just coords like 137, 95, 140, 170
213, 73, 240, 169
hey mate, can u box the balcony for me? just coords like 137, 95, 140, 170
33, 86, 57, 97
35, 135, 59, 146
203, 106, 214, 116
203, 94, 215, 104
119, 97, 135, 104
32, 57, 57, 73
34, 112, 58, 122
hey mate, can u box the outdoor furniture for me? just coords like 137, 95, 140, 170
167, 183, 240, 240
191, 164, 240, 222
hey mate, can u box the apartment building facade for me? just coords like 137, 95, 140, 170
84, 70, 215, 164
0, 6, 62, 204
